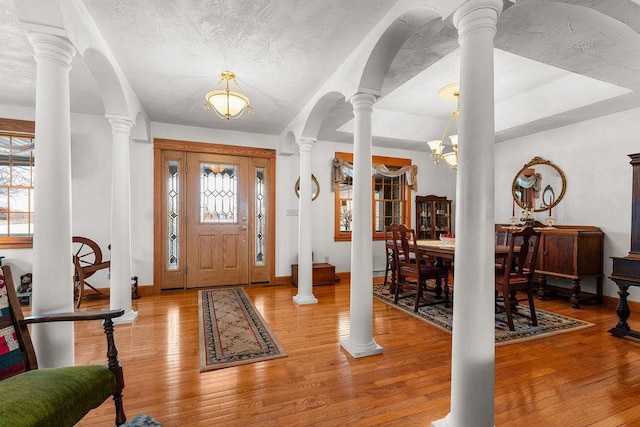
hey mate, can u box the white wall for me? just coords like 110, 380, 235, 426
0, 105, 455, 289
280, 139, 456, 277
71, 104, 640, 304
495, 106, 640, 301
70, 113, 113, 288
147, 123, 456, 280
4, 102, 638, 304
0, 107, 116, 285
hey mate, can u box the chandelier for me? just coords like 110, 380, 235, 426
204, 71, 254, 120
427, 82, 460, 170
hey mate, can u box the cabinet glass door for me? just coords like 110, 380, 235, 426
434, 201, 450, 238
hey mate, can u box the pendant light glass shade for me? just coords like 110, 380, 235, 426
204, 71, 254, 120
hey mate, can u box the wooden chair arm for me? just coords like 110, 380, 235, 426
22, 307, 126, 404
22, 308, 125, 325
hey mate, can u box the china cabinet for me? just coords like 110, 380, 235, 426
610, 152, 640, 339
415, 195, 452, 240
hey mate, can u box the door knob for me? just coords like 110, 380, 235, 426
239, 225, 248, 231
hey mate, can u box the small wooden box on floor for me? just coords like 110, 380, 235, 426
291, 263, 337, 286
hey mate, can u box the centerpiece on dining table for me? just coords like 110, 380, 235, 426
439, 234, 456, 245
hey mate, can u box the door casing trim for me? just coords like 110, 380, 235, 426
153, 138, 276, 293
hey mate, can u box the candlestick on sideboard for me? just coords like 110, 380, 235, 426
609, 153, 640, 339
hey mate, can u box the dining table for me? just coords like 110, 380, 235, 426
415, 239, 515, 264
385, 239, 515, 269
418, 240, 519, 301
385, 238, 517, 292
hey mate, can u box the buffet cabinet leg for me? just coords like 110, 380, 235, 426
570, 278, 581, 309
537, 274, 547, 300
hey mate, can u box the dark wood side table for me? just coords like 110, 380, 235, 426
291, 263, 338, 286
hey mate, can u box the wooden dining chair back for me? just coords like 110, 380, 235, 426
384, 224, 400, 291
495, 224, 511, 246
391, 224, 449, 311
495, 226, 542, 330
495, 225, 520, 269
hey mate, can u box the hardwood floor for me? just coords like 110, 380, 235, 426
66, 280, 640, 426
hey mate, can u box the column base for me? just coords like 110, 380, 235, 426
339, 337, 383, 358
432, 414, 451, 427
113, 310, 138, 324
432, 417, 446, 427
292, 294, 318, 305
432, 414, 494, 427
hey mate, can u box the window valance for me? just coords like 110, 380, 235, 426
332, 157, 418, 191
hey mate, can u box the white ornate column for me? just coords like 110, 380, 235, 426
27, 32, 76, 367
293, 138, 318, 305
340, 93, 383, 358
432, 1, 503, 426
108, 115, 138, 323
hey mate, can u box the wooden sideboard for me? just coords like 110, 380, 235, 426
536, 225, 604, 308
497, 224, 604, 308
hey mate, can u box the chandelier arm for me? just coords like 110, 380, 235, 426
440, 113, 457, 144
426, 82, 460, 170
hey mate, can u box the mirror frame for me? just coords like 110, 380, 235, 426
295, 174, 319, 201
512, 157, 566, 213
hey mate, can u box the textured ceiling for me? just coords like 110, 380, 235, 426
81, 0, 398, 135
2, 0, 640, 147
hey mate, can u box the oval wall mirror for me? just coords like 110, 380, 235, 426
512, 157, 566, 213
295, 174, 319, 201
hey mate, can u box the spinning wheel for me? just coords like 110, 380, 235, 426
73, 236, 111, 308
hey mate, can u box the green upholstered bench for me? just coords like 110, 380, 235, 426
0, 265, 126, 426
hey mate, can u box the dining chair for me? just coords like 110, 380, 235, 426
495, 226, 541, 331
384, 224, 399, 292
391, 224, 449, 311
495, 225, 514, 270
495, 224, 511, 246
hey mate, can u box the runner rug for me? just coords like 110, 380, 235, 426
373, 283, 594, 345
199, 288, 286, 371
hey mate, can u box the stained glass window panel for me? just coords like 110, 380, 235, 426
167, 160, 179, 270
200, 163, 237, 223
255, 167, 265, 266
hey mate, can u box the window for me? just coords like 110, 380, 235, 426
334, 152, 412, 241
0, 118, 35, 249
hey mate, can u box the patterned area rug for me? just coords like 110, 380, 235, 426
373, 283, 594, 345
199, 288, 286, 371
122, 414, 163, 426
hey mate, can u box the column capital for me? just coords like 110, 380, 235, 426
297, 138, 315, 152
350, 92, 376, 109
107, 115, 134, 136
453, 0, 503, 40
27, 32, 76, 68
